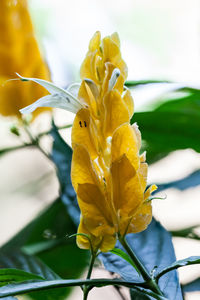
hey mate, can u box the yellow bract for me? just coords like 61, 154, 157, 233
71, 32, 156, 252
0, 0, 50, 119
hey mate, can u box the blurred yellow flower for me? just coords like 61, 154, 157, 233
19, 32, 157, 252
0, 0, 50, 119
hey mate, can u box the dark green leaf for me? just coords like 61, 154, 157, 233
132, 110, 200, 163
0, 269, 44, 286
125, 80, 171, 87
0, 251, 60, 281
130, 288, 151, 300
156, 169, 200, 192
1, 198, 75, 252
171, 225, 200, 240
0, 250, 69, 300
50, 121, 80, 226
182, 278, 200, 292
0, 121, 89, 299
156, 256, 200, 280
129, 86, 200, 163
129, 286, 167, 300
110, 248, 140, 275
101, 218, 183, 299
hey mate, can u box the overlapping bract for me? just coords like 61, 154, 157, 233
71, 32, 156, 252
0, 0, 50, 119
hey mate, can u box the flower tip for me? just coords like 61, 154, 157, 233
16, 73, 29, 82
19, 105, 33, 114
108, 68, 121, 91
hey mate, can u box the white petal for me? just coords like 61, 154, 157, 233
17, 73, 83, 113
20, 94, 81, 115
16, 73, 67, 95
66, 82, 81, 98
108, 68, 120, 91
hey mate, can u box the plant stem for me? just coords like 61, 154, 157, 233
83, 252, 97, 300
38, 124, 72, 138
23, 123, 53, 163
86, 253, 96, 280
0, 278, 166, 300
0, 123, 72, 157
83, 287, 90, 300
119, 236, 163, 296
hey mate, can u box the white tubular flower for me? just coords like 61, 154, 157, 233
17, 74, 83, 114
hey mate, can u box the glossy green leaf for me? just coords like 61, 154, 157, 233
130, 288, 151, 300
171, 225, 200, 240
0, 269, 44, 287
156, 170, 200, 192
101, 219, 183, 300
130, 286, 167, 300
0, 247, 68, 300
182, 278, 200, 293
132, 110, 200, 163
125, 80, 171, 87
156, 256, 200, 280
50, 121, 80, 226
110, 248, 140, 275
0, 251, 60, 281
129, 86, 200, 162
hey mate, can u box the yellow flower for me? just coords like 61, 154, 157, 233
19, 32, 157, 252
80, 31, 128, 85
71, 32, 157, 252
0, 0, 50, 119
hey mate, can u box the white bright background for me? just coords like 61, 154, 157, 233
0, 0, 200, 299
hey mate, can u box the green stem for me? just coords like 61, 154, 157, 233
0, 143, 34, 155
119, 236, 163, 296
0, 279, 166, 300
83, 252, 97, 300
0, 124, 72, 157
83, 287, 91, 300
86, 253, 96, 280
38, 124, 72, 138
23, 123, 53, 163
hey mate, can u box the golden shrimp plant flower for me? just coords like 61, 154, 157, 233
19, 32, 157, 252
0, 0, 50, 119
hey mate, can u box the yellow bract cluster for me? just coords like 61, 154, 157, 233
71, 32, 156, 252
0, 0, 50, 119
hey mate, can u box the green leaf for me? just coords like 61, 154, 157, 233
110, 248, 140, 275
182, 277, 200, 293
156, 169, 200, 193
50, 121, 80, 226
0, 121, 89, 299
170, 225, 200, 240
0, 251, 60, 281
101, 219, 183, 299
0, 251, 68, 300
128, 85, 200, 162
130, 288, 151, 300
156, 256, 200, 280
0, 199, 89, 299
132, 110, 200, 163
0, 269, 44, 287
130, 286, 167, 300
1, 198, 74, 252
125, 80, 171, 87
